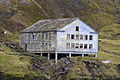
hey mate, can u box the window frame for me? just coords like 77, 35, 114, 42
84, 44, 88, 49
80, 35, 83, 40
89, 44, 93, 49
76, 26, 79, 31
89, 35, 93, 40
71, 35, 74, 39
85, 35, 88, 40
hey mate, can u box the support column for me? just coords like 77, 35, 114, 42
55, 52, 58, 64
48, 53, 50, 60
69, 52, 71, 58
40, 53, 42, 56
82, 54, 84, 57
95, 54, 97, 58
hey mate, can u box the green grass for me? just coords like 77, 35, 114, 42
0, 44, 38, 78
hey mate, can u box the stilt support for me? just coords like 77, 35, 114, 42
95, 54, 97, 58
40, 53, 42, 56
55, 52, 58, 64
69, 52, 71, 58
82, 54, 84, 57
48, 53, 50, 60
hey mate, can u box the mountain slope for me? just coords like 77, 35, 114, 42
0, 0, 119, 79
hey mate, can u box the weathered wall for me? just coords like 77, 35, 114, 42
20, 31, 57, 53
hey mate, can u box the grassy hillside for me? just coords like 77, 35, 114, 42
0, 0, 119, 79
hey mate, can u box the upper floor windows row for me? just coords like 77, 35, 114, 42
66, 43, 93, 49
67, 34, 93, 40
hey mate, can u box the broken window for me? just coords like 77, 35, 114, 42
76, 26, 79, 31
80, 44, 83, 49
66, 43, 70, 48
67, 34, 70, 39
76, 35, 79, 40
75, 43, 79, 48
71, 35, 74, 39
71, 43, 75, 48
89, 44, 93, 49
80, 35, 83, 40
85, 35, 88, 40
84, 44, 87, 49
89, 35, 93, 40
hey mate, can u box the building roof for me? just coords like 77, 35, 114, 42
21, 18, 78, 33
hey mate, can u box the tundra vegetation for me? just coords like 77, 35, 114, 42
0, 0, 120, 79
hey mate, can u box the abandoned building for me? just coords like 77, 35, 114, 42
20, 18, 98, 61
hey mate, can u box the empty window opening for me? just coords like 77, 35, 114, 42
71, 35, 74, 39
89, 44, 93, 49
80, 44, 83, 49
76, 26, 79, 31
76, 35, 79, 40
85, 35, 88, 40
75, 43, 79, 48
84, 44, 87, 49
66, 43, 70, 48
89, 35, 93, 40
67, 34, 70, 39
80, 35, 83, 40
71, 43, 75, 48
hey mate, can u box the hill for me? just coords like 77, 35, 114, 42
0, 0, 119, 79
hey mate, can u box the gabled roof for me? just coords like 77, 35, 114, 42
21, 18, 78, 33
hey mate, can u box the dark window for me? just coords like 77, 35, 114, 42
75, 43, 79, 48
67, 34, 70, 39
66, 43, 70, 48
49, 43, 51, 47
71, 43, 75, 48
89, 44, 93, 49
42, 43, 44, 48
42, 34, 44, 39
85, 35, 88, 40
84, 44, 87, 49
71, 35, 74, 39
76, 26, 79, 31
80, 44, 83, 48
49, 33, 51, 40
89, 35, 93, 40
80, 35, 83, 40
76, 35, 79, 40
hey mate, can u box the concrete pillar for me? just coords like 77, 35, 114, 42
69, 52, 71, 58
48, 53, 50, 60
82, 54, 84, 57
40, 53, 42, 56
55, 52, 58, 64
95, 54, 97, 58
